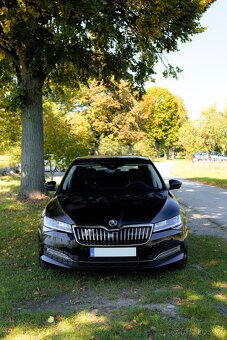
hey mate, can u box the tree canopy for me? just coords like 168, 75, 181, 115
80, 80, 145, 154
142, 87, 188, 158
0, 0, 215, 197
44, 100, 92, 167
197, 105, 226, 157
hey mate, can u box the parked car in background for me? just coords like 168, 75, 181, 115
192, 151, 208, 161
44, 159, 56, 172
193, 151, 227, 162
44, 154, 67, 172
39, 156, 188, 270
210, 151, 227, 161
56, 157, 67, 172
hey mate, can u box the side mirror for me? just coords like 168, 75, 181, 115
45, 181, 56, 191
169, 179, 182, 190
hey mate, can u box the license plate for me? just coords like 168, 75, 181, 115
90, 247, 136, 257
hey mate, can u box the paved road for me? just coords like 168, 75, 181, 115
174, 180, 227, 229
155, 162, 227, 232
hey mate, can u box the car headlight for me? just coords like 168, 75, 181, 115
43, 216, 72, 233
153, 215, 182, 232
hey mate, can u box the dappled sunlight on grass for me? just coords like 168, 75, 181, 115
3, 310, 148, 339
0, 186, 17, 194
74, 310, 109, 325
187, 292, 204, 302
212, 325, 227, 339
214, 294, 227, 302
46, 311, 110, 338
4, 322, 59, 340
212, 282, 227, 289
190, 323, 202, 337
0, 176, 20, 186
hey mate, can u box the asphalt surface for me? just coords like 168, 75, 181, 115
173, 180, 227, 229
155, 162, 227, 236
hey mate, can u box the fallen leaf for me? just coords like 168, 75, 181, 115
55, 315, 63, 322
47, 316, 55, 323
138, 313, 144, 318
124, 324, 133, 330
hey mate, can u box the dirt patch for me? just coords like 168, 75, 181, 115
15, 290, 182, 319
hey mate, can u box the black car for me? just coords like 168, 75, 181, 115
38, 156, 188, 270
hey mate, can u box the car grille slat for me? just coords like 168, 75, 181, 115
73, 225, 153, 246
135, 227, 138, 241
138, 228, 141, 239
145, 227, 149, 239
96, 228, 99, 241
131, 228, 134, 241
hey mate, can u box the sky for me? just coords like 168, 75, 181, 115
145, 0, 227, 121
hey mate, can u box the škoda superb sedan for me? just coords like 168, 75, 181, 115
38, 156, 188, 270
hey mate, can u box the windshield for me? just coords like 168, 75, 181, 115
60, 163, 165, 193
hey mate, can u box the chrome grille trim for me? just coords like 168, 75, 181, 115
73, 224, 153, 246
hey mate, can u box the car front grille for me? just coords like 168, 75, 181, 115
73, 225, 153, 246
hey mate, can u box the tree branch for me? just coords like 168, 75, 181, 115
0, 44, 20, 70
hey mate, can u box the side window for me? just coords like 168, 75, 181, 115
149, 165, 163, 189
62, 165, 77, 190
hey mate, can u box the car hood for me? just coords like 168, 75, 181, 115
45, 190, 179, 227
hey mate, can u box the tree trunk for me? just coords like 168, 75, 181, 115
155, 141, 160, 158
94, 141, 99, 155
20, 74, 45, 198
171, 147, 175, 159
164, 146, 170, 160
128, 144, 133, 155
208, 150, 212, 161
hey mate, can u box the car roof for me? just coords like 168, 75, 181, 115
72, 155, 151, 165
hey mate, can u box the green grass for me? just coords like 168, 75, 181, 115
0, 155, 11, 169
170, 160, 227, 189
0, 177, 227, 339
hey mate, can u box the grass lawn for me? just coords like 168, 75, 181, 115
0, 155, 11, 169
169, 160, 227, 189
0, 176, 227, 339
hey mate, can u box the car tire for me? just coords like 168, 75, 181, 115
39, 258, 51, 270
177, 256, 187, 270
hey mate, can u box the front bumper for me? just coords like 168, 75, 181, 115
38, 227, 188, 270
